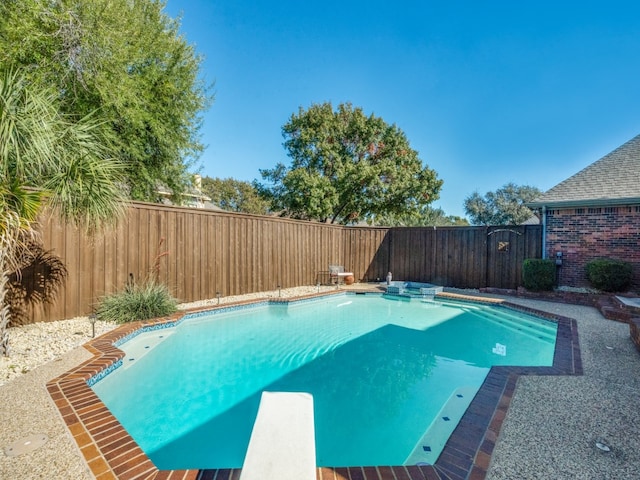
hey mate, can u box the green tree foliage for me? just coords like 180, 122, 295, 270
0, 68, 127, 234
371, 206, 469, 227
463, 183, 541, 226
0, 0, 211, 202
201, 177, 269, 215
255, 102, 443, 224
0, 68, 126, 355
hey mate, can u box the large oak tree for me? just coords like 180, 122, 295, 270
201, 177, 269, 215
463, 183, 542, 225
256, 102, 443, 224
372, 206, 469, 227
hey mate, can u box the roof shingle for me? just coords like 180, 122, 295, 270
528, 133, 640, 208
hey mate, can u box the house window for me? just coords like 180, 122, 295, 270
604, 207, 618, 214
574, 208, 584, 214
635, 206, 640, 213
588, 208, 601, 214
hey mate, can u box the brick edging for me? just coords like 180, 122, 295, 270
630, 318, 640, 353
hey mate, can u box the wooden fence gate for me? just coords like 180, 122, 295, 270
377, 225, 542, 290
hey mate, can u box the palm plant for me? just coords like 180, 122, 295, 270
0, 67, 127, 355
0, 185, 41, 354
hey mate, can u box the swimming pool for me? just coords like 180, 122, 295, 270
91, 293, 557, 470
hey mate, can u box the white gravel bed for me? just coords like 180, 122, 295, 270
0, 285, 336, 387
177, 284, 336, 310
0, 317, 117, 386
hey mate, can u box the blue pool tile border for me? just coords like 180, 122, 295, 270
183, 300, 271, 320
86, 359, 123, 387
112, 320, 183, 348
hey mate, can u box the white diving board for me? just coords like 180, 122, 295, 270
240, 391, 316, 480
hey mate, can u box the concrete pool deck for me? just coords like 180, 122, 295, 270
1, 291, 639, 479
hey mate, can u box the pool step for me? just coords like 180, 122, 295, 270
404, 386, 479, 466
481, 314, 555, 343
483, 307, 556, 333
466, 307, 557, 344
119, 330, 175, 369
385, 283, 444, 298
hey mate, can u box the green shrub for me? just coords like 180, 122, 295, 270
95, 281, 178, 323
585, 258, 633, 292
522, 258, 556, 291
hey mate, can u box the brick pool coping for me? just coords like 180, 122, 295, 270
47, 291, 582, 480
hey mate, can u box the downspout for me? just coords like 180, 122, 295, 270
541, 205, 547, 259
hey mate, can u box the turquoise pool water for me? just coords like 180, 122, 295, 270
92, 294, 557, 469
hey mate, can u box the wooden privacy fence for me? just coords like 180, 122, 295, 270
21, 202, 541, 323
377, 226, 542, 289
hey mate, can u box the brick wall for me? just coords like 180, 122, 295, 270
631, 318, 640, 353
545, 204, 640, 289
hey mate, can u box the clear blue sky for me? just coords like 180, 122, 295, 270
165, 0, 640, 218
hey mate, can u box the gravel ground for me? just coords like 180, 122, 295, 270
0, 317, 117, 387
1, 288, 638, 479
0, 346, 95, 480
483, 296, 640, 480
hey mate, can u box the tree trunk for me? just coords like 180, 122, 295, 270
0, 254, 11, 356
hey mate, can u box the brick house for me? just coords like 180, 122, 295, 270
528, 134, 640, 289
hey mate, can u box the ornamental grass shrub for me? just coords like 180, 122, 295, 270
522, 258, 556, 291
585, 258, 633, 292
95, 280, 178, 323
